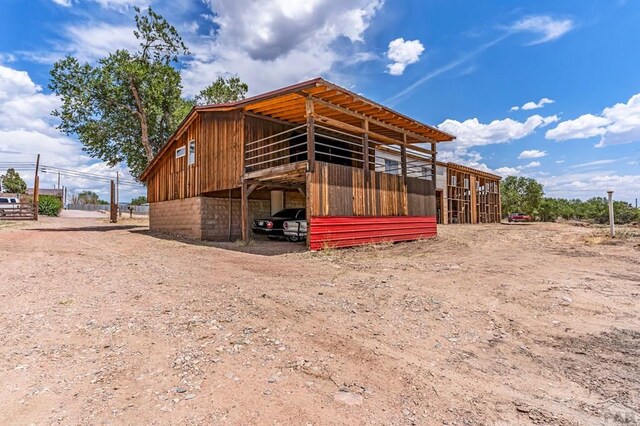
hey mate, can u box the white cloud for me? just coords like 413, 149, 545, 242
518, 149, 547, 159
438, 114, 558, 150
386, 38, 424, 76
0, 64, 144, 201
181, 0, 384, 95
522, 161, 541, 169
494, 166, 521, 177
62, 23, 139, 61
545, 93, 640, 147
540, 171, 640, 202
509, 15, 574, 45
510, 98, 555, 111
569, 159, 617, 169
51, 0, 72, 6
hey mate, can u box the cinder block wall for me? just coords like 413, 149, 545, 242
149, 196, 271, 241
149, 197, 204, 239
201, 197, 270, 241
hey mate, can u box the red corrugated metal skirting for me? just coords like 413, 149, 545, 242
309, 216, 437, 250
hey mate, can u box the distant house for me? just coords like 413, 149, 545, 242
141, 77, 499, 249
27, 188, 63, 198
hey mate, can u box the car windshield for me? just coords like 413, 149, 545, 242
273, 209, 304, 218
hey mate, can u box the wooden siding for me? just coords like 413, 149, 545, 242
310, 161, 435, 217
147, 111, 243, 203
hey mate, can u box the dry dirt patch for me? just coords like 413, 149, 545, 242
0, 218, 638, 424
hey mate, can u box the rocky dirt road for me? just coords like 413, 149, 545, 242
0, 217, 638, 425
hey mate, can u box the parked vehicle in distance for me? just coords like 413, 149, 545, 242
0, 197, 20, 217
252, 208, 306, 240
283, 219, 307, 242
508, 212, 532, 222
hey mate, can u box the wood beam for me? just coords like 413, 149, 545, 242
309, 95, 437, 144
306, 98, 316, 173
431, 142, 437, 187
401, 135, 407, 184
244, 112, 300, 128
313, 113, 403, 146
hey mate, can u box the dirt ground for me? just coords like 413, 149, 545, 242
0, 216, 638, 425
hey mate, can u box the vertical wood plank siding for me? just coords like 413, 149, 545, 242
310, 161, 435, 217
146, 111, 243, 202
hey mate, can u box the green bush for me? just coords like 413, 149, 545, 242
38, 195, 63, 217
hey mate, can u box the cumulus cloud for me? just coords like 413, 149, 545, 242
518, 149, 547, 159
511, 97, 554, 111
509, 15, 574, 45
522, 161, 541, 169
386, 38, 424, 76
51, 0, 73, 6
0, 64, 144, 201
181, 0, 383, 95
545, 93, 640, 147
438, 114, 559, 150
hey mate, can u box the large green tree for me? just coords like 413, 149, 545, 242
195, 76, 249, 105
0, 168, 27, 194
500, 176, 544, 217
50, 7, 190, 179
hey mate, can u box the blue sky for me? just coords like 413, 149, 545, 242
1, 0, 639, 203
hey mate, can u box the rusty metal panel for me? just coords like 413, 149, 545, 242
309, 216, 437, 250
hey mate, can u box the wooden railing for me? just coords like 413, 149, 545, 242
0, 203, 36, 220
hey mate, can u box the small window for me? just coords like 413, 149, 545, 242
451, 175, 457, 186
188, 140, 196, 165
0, 198, 7, 203
421, 166, 429, 178
464, 178, 469, 189
176, 146, 186, 159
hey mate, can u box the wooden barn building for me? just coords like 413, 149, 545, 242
141, 78, 499, 249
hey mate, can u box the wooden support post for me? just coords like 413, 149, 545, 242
401, 135, 408, 183
607, 190, 615, 238
363, 120, 370, 172
306, 171, 312, 248
306, 98, 315, 173
110, 180, 117, 223
363, 120, 370, 215
241, 182, 258, 242
241, 181, 249, 242
431, 142, 437, 184
401, 134, 408, 215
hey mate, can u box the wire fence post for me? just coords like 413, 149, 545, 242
607, 190, 615, 238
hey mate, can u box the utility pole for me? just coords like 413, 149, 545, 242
110, 180, 117, 223
57, 172, 60, 190
607, 190, 615, 238
33, 154, 40, 221
116, 171, 121, 218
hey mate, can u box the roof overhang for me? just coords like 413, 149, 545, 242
141, 77, 455, 181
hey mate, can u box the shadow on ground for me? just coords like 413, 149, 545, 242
28, 225, 143, 232
130, 229, 307, 256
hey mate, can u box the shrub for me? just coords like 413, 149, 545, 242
38, 195, 63, 217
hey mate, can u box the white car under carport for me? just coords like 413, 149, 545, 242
282, 219, 307, 242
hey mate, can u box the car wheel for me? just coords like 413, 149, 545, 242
0, 209, 5, 217
288, 235, 300, 242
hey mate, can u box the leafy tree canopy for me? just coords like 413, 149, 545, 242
195, 76, 248, 105
49, 8, 248, 180
500, 176, 544, 217
130, 195, 147, 205
76, 190, 107, 205
1, 168, 27, 194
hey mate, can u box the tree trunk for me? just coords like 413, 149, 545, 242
129, 76, 154, 161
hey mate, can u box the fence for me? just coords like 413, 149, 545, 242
67, 204, 149, 215
0, 203, 36, 220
